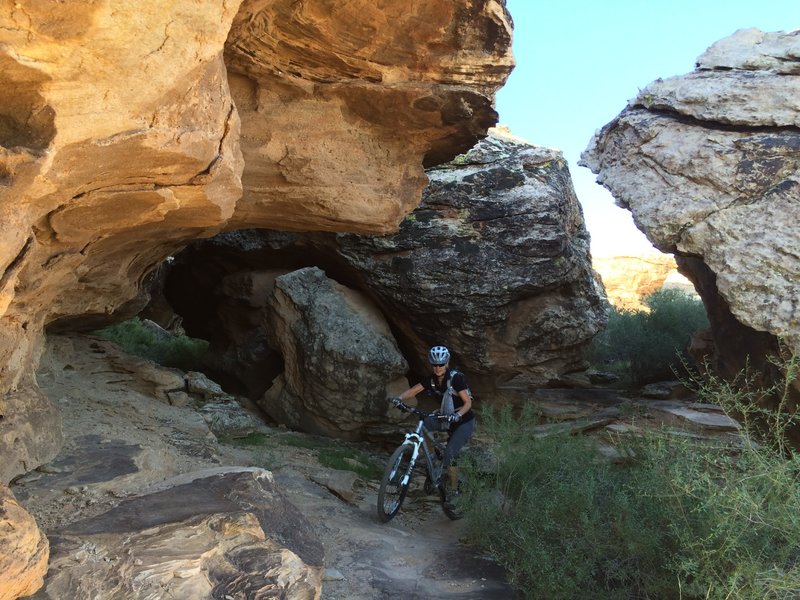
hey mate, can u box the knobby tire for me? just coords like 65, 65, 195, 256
377, 443, 414, 522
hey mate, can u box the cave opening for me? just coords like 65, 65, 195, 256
145, 229, 419, 406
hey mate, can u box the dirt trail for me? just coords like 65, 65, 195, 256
12, 335, 516, 599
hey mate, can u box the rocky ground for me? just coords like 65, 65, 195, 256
12, 335, 516, 599
11, 334, 741, 599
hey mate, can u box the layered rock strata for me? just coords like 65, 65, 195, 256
31, 469, 323, 600
582, 28, 800, 376
1, 0, 512, 481
0, 0, 244, 487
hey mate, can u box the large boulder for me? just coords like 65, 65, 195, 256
259, 267, 410, 439
581, 28, 800, 377
0, 485, 48, 600
164, 131, 607, 395
328, 130, 607, 389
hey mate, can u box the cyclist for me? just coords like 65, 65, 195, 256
392, 345, 475, 498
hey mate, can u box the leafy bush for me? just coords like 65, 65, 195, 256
93, 317, 209, 372
589, 288, 709, 385
461, 357, 800, 599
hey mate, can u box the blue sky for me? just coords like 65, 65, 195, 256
496, 0, 799, 256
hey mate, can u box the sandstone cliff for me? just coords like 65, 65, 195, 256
0, 0, 512, 482
593, 253, 694, 310
0, 2, 513, 597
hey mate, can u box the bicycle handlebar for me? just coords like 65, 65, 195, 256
388, 398, 449, 421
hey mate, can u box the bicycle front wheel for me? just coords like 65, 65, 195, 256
377, 443, 415, 522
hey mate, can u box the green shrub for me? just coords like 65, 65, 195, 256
589, 288, 709, 385
461, 405, 680, 599
461, 358, 800, 600
93, 317, 209, 372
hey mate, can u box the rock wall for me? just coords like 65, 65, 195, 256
0, 1, 245, 486
163, 131, 607, 402
0, 2, 513, 596
0, 0, 512, 483
582, 28, 800, 376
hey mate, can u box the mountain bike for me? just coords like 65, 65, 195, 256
377, 399, 461, 522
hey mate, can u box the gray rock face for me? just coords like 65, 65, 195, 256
581, 28, 800, 374
164, 132, 606, 400
331, 131, 606, 388
260, 267, 410, 439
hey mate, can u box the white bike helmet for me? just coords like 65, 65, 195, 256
428, 345, 450, 366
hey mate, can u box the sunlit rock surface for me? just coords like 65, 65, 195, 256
593, 253, 694, 310
0, 1, 513, 596
225, 0, 514, 233
0, 485, 48, 600
582, 28, 800, 373
0, 1, 245, 488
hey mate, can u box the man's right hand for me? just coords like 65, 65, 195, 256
390, 396, 403, 407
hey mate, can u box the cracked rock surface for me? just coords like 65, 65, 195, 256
582, 28, 800, 371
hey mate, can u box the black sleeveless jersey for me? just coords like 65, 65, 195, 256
419, 369, 475, 424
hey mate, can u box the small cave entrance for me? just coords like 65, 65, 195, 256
148, 230, 403, 404
146, 229, 425, 407
135, 254, 281, 402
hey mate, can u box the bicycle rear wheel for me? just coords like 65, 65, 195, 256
377, 443, 414, 522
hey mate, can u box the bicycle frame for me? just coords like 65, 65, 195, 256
398, 419, 443, 488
